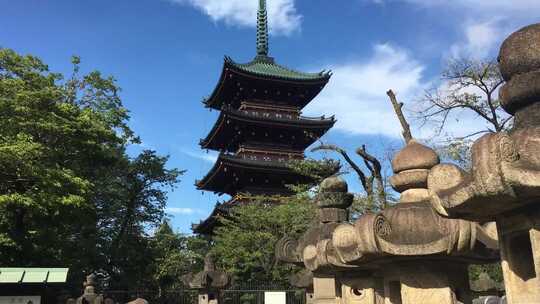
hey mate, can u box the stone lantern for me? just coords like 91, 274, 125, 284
276, 176, 380, 304
427, 23, 540, 304
182, 254, 231, 304
76, 274, 103, 304
324, 140, 499, 304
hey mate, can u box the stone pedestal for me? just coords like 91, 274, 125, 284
379, 262, 471, 304
497, 208, 540, 304
313, 275, 339, 304
181, 254, 230, 304
340, 276, 384, 304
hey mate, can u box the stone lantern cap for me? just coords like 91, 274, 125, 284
426, 23, 540, 221
499, 23, 540, 114
323, 142, 499, 269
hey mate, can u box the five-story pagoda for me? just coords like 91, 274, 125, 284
193, 0, 335, 235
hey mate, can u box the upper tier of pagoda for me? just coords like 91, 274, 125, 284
202, 0, 331, 111
200, 105, 335, 153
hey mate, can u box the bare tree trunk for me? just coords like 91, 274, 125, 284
387, 90, 413, 143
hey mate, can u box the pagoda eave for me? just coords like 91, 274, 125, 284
196, 154, 311, 196
200, 108, 335, 152
192, 200, 236, 235
203, 58, 331, 110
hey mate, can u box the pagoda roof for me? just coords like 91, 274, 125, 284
227, 56, 331, 82
196, 153, 310, 196
203, 57, 331, 110
192, 200, 236, 235
200, 107, 335, 152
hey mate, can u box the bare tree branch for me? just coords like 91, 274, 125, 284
356, 145, 386, 209
416, 58, 511, 137
311, 144, 370, 195
387, 89, 413, 143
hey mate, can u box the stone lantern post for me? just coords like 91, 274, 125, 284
182, 254, 231, 304
276, 176, 374, 304
76, 274, 103, 304
427, 23, 540, 304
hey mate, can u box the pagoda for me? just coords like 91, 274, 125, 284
193, 0, 335, 235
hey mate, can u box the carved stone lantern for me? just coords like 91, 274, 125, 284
182, 254, 231, 304
276, 176, 380, 304
76, 274, 103, 304
324, 140, 499, 304
427, 23, 540, 304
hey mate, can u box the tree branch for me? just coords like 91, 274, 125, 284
356, 145, 386, 209
386, 90, 413, 143
311, 144, 370, 195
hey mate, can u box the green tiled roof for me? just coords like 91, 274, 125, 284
226, 56, 331, 81
0, 268, 69, 284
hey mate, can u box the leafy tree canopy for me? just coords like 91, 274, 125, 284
0, 48, 183, 289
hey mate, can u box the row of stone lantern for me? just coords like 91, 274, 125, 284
276, 22, 540, 304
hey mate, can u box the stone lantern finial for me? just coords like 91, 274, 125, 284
389, 140, 440, 204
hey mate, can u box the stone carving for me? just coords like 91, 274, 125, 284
281, 141, 499, 304
76, 274, 103, 304
276, 176, 381, 304
182, 254, 230, 304
426, 23, 540, 304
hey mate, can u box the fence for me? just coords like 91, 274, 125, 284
222, 282, 305, 304
68, 283, 305, 304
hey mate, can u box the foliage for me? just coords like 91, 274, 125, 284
0, 48, 182, 289
287, 158, 340, 191
150, 221, 209, 292
469, 264, 504, 284
211, 195, 315, 284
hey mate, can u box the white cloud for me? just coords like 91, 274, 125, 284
166, 207, 202, 215
370, 0, 538, 60
304, 44, 426, 138
170, 0, 301, 35
449, 20, 502, 60
180, 149, 218, 163
382, 0, 540, 11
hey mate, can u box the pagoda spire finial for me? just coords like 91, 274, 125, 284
256, 0, 269, 57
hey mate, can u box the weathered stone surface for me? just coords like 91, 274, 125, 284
289, 269, 314, 289
276, 175, 356, 274
399, 188, 430, 203
427, 164, 467, 195
319, 175, 348, 193
426, 22, 540, 303
499, 23, 540, 81
389, 169, 429, 193
182, 254, 230, 290
318, 208, 348, 223
76, 275, 103, 304
126, 299, 148, 304
391, 140, 440, 173
500, 69, 540, 113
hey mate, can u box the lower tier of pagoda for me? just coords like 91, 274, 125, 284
191, 199, 235, 235
195, 153, 312, 197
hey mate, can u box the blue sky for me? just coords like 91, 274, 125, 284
1, 0, 537, 233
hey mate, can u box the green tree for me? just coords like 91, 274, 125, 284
150, 221, 209, 293
211, 195, 315, 284
0, 48, 182, 288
